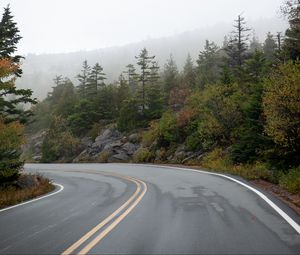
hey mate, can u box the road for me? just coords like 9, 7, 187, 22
0, 163, 300, 254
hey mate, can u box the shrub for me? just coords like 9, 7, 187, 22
0, 119, 24, 185
133, 148, 153, 163
200, 148, 272, 180
186, 132, 203, 151
263, 62, 300, 166
141, 122, 159, 147
41, 116, 80, 162
0, 174, 54, 209
88, 123, 103, 141
279, 166, 300, 194
158, 111, 179, 146
97, 150, 111, 163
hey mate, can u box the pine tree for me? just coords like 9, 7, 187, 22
116, 74, 131, 111
183, 54, 196, 88
281, 0, 300, 60
146, 61, 163, 119
0, 6, 36, 184
249, 34, 262, 53
135, 48, 155, 114
0, 6, 36, 124
86, 62, 106, 98
0, 5, 22, 76
76, 60, 91, 98
263, 32, 278, 63
225, 15, 251, 75
163, 54, 179, 96
196, 40, 220, 89
124, 64, 138, 93
244, 50, 268, 84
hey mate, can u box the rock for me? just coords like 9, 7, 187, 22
89, 128, 122, 156
128, 133, 139, 143
121, 136, 128, 143
103, 140, 123, 151
95, 129, 121, 142
122, 142, 139, 155
32, 155, 42, 162
108, 152, 130, 163
73, 149, 89, 162
81, 137, 93, 147
21, 130, 48, 162
17, 174, 39, 189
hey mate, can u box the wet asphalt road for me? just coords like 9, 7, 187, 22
0, 163, 300, 254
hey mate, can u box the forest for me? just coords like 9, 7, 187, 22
1, 1, 300, 195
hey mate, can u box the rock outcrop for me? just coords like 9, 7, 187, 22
73, 128, 140, 163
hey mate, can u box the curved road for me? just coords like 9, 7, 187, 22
0, 163, 300, 254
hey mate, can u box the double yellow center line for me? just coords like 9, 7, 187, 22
62, 172, 147, 255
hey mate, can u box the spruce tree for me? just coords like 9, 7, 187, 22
281, 0, 300, 60
196, 40, 220, 89
135, 48, 155, 114
0, 6, 36, 124
0, 5, 22, 76
183, 54, 196, 88
263, 32, 278, 63
87, 62, 106, 98
124, 64, 138, 93
76, 60, 90, 98
146, 61, 163, 119
249, 35, 262, 53
163, 54, 178, 96
0, 6, 36, 184
225, 15, 251, 76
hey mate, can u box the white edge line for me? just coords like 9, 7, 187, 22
0, 183, 64, 213
132, 163, 300, 235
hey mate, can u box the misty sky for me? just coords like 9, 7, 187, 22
1, 0, 285, 54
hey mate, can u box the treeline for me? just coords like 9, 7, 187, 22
29, 1, 300, 193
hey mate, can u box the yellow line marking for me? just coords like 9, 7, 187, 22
61, 173, 146, 255
78, 180, 147, 254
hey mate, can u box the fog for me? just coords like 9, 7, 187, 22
1, 0, 284, 54
0, 0, 288, 99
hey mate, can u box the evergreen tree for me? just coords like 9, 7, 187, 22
0, 6, 36, 124
96, 85, 117, 120
54, 78, 77, 118
196, 40, 220, 89
162, 54, 179, 96
244, 50, 268, 84
183, 54, 196, 88
0, 6, 36, 184
135, 48, 155, 114
76, 60, 90, 97
146, 61, 163, 119
263, 32, 278, 63
116, 74, 131, 111
0, 5, 22, 76
249, 34, 262, 53
225, 15, 251, 77
86, 63, 106, 98
124, 64, 138, 93
282, 0, 300, 60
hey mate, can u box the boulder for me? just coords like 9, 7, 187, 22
128, 133, 139, 143
122, 142, 139, 155
108, 152, 130, 163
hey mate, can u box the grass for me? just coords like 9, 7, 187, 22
0, 174, 55, 209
